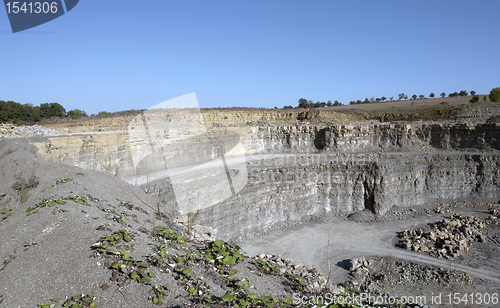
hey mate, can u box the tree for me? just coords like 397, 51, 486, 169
67, 109, 88, 119
39, 102, 66, 118
334, 100, 341, 106
429, 92, 435, 98
381, 96, 386, 102
411, 94, 417, 100
6, 101, 22, 121
470, 91, 476, 96
469, 95, 480, 103
0, 101, 10, 122
356, 100, 362, 104
283, 105, 293, 109
0, 100, 76, 124
398, 93, 406, 100
440, 92, 446, 98
363, 98, 370, 104
404, 95, 408, 100
490, 87, 500, 102
327, 100, 332, 107
50, 103, 66, 118
297, 98, 308, 109
20, 103, 40, 122
449, 92, 459, 97
419, 94, 425, 99
459, 90, 468, 97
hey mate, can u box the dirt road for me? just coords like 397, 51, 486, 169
240, 212, 500, 285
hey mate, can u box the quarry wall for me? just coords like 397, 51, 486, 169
189, 152, 500, 240
27, 118, 500, 239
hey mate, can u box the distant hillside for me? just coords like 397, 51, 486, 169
322, 95, 496, 121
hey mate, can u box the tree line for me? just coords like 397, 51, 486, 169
0, 100, 88, 124
348, 90, 476, 105
284, 88, 500, 109
283, 98, 343, 109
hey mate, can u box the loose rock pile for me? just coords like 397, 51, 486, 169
399, 214, 485, 258
16, 124, 61, 136
0, 123, 27, 139
255, 254, 338, 295
344, 256, 467, 308
362, 257, 475, 293
0, 123, 61, 138
424, 204, 452, 214
347, 257, 373, 287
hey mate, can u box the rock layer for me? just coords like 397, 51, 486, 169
22, 118, 500, 240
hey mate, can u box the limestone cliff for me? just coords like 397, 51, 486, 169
24, 112, 500, 239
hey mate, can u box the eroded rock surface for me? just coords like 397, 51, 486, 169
2, 109, 497, 240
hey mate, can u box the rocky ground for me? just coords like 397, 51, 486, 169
242, 200, 500, 307
347, 256, 478, 306
1, 139, 434, 308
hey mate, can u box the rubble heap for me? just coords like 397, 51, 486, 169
254, 254, 336, 295
399, 214, 485, 258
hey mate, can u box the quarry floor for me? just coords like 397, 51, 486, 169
240, 203, 500, 300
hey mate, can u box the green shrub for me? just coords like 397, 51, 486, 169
490, 87, 500, 102
469, 95, 480, 103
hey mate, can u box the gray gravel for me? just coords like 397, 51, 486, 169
16, 124, 61, 137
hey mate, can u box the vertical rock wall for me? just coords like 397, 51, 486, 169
26, 120, 500, 239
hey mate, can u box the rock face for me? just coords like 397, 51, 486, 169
15, 114, 500, 240
190, 152, 500, 239
29, 121, 500, 177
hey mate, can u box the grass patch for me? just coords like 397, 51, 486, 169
26, 195, 90, 215
1, 208, 13, 220
53, 177, 72, 187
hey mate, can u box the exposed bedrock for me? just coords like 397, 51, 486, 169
29, 122, 500, 175
190, 152, 500, 240
250, 122, 500, 153
25, 121, 500, 239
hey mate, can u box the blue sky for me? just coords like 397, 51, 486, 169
1, 0, 499, 114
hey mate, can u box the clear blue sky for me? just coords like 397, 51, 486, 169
1, 0, 499, 115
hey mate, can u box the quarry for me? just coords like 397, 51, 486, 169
1, 102, 499, 307
25, 107, 500, 239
